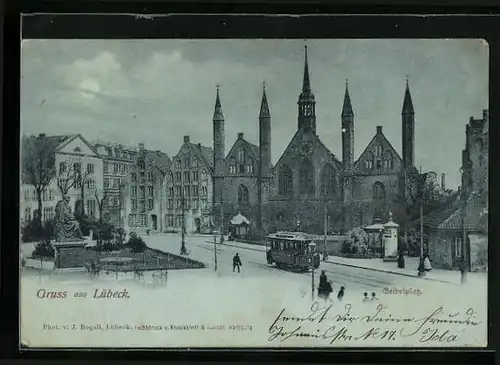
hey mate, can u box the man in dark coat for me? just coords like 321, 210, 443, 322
233, 253, 242, 273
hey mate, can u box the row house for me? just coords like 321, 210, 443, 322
163, 136, 214, 234
123, 143, 172, 233
94, 142, 138, 226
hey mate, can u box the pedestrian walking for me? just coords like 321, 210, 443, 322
337, 286, 345, 301
233, 253, 242, 273
362, 292, 370, 302
371, 292, 378, 300
423, 254, 432, 272
397, 251, 405, 269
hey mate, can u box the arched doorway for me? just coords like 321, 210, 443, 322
194, 218, 201, 233
151, 214, 158, 231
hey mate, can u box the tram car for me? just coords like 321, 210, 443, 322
265, 232, 320, 272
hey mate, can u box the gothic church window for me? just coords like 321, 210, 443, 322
299, 159, 315, 196
320, 164, 336, 197
238, 150, 245, 173
372, 182, 386, 201
375, 145, 382, 157
383, 151, 394, 169
365, 153, 374, 170
278, 165, 293, 196
247, 157, 254, 174
229, 157, 236, 174
238, 185, 249, 203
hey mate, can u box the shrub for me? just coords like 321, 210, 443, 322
21, 219, 55, 243
100, 240, 121, 252
32, 240, 55, 259
94, 222, 114, 241
126, 234, 147, 253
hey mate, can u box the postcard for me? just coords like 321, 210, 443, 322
20, 36, 488, 348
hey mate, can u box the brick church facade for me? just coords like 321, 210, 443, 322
212, 45, 417, 235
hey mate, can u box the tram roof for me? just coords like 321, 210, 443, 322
266, 231, 313, 241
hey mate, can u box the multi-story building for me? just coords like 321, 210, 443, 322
21, 134, 104, 227
123, 143, 171, 233
93, 142, 138, 226
163, 136, 214, 233
53, 135, 104, 219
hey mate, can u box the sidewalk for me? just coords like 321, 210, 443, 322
217, 239, 487, 286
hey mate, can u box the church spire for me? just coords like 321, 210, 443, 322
259, 82, 271, 118
402, 76, 414, 114
213, 84, 224, 121
341, 78, 353, 117
302, 45, 311, 93
297, 43, 316, 132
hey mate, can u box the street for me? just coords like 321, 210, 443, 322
141, 233, 455, 295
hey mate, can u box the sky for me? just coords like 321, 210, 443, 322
21, 39, 488, 189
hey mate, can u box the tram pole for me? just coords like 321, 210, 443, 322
214, 234, 218, 271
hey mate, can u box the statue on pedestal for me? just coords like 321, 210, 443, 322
55, 196, 83, 242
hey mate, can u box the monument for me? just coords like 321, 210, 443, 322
53, 196, 90, 269
382, 211, 399, 262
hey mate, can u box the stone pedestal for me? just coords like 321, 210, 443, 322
53, 240, 92, 269
382, 212, 399, 262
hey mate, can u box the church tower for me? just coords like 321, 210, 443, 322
341, 79, 354, 172
257, 82, 271, 234
297, 45, 316, 133
212, 85, 225, 208
402, 78, 415, 170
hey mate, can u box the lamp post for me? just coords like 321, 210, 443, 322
459, 167, 468, 284
180, 166, 187, 255
323, 194, 329, 259
417, 170, 434, 277
213, 231, 218, 271
309, 241, 316, 301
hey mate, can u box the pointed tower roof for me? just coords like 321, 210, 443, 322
341, 79, 353, 117
298, 44, 315, 102
402, 77, 414, 114
259, 82, 271, 118
302, 45, 311, 93
213, 84, 224, 121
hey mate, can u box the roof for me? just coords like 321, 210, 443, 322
188, 143, 214, 170
273, 128, 341, 172
55, 134, 100, 156
422, 193, 487, 232
230, 213, 251, 225
26, 134, 74, 155
352, 129, 402, 171
144, 150, 172, 174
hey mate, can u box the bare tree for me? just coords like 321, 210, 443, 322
74, 168, 93, 217
22, 135, 57, 226
56, 160, 76, 198
93, 188, 109, 225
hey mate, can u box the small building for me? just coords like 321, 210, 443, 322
424, 193, 487, 271
229, 213, 251, 239
363, 218, 385, 257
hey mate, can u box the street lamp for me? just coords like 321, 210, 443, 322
417, 170, 435, 277
459, 167, 468, 284
213, 230, 219, 271
309, 241, 317, 301
180, 164, 188, 255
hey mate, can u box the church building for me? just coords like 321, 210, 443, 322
213, 45, 417, 234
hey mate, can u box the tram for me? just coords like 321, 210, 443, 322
265, 232, 320, 272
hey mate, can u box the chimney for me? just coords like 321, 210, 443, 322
483, 109, 489, 120
184, 135, 190, 143
38, 133, 46, 138
376, 126, 382, 134
441, 173, 446, 190
138, 143, 144, 150
238, 132, 244, 139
